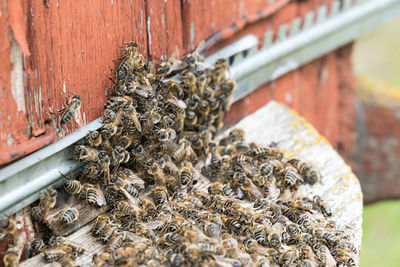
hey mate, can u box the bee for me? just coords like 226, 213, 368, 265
32, 188, 58, 221
60, 94, 81, 125
44, 247, 68, 262
116, 134, 135, 149
219, 128, 245, 146
245, 146, 283, 160
3, 246, 19, 267
85, 184, 107, 207
152, 186, 169, 206
116, 201, 136, 217
240, 177, 263, 200
253, 224, 267, 246
92, 215, 111, 236
313, 244, 337, 266
1, 218, 18, 245
199, 242, 224, 256
179, 164, 194, 187
267, 222, 285, 248
282, 165, 303, 188
170, 253, 185, 267
63, 178, 83, 195
86, 130, 102, 147
288, 158, 320, 185
181, 72, 197, 95
74, 145, 100, 162
313, 196, 332, 217
93, 252, 114, 267
159, 128, 177, 142
107, 231, 127, 251
100, 224, 120, 244
172, 139, 189, 162
279, 247, 298, 265
30, 238, 45, 256
165, 216, 185, 233
113, 177, 140, 198
60, 207, 79, 225
51, 237, 86, 259
122, 103, 141, 132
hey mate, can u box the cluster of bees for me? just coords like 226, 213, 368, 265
1, 42, 358, 267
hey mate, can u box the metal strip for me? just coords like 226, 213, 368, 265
230, 0, 400, 101
0, 118, 102, 219
1, 0, 400, 219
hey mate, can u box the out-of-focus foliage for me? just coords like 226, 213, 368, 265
353, 17, 400, 267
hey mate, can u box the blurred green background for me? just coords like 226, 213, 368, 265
353, 17, 400, 267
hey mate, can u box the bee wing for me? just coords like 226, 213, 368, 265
167, 95, 187, 110
122, 231, 142, 242
272, 222, 285, 235
277, 188, 292, 202
145, 220, 165, 230
121, 188, 140, 207
266, 180, 280, 201
94, 188, 107, 207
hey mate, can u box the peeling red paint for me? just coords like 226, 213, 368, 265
7, 0, 30, 55
0, 125, 55, 166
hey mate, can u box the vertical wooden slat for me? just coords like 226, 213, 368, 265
145, 0, 184, 59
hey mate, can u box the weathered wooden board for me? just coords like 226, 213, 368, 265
21, 101, 363, 266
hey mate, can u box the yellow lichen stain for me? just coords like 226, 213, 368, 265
290, 120, 301, 127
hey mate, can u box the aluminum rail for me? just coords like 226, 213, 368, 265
1, 0, 400, 219
0, 119, 102, 219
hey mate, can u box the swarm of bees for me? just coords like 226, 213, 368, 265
7, 41, 358, 267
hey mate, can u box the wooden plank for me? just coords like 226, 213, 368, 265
20, 101, 363, 266
0, 0, 149, 165
146, 0, 184, 59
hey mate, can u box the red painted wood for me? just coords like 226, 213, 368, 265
146, 0, 184, 59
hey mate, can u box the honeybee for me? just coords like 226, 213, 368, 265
93, 252, 114, 267
122, 103, 141, 132
240, 177, 263, 200
117, 201, 138, 216
32, 188, 58, 220
100, 224, 120, 244
85, 184, 107, 207
30, 238, 45, 256
92, 214, 111, 237
279, 247, 299, 265
62, 176, 83, 195
219, 128, 245, 146
282, 165, 303, 188
107, 231, 127, 251
181, 72, 197, 95
1, 218, 18, 245
208, 182, 233, 196
179, 164, 194, 188
140, 199, 157, 219
164, 216, 185, 233
152, 186, 169, 206
44, 247, 68, 262
86, 130, 102, 147
60, 94, 81, 125
312, 244, 336, 266
159, 128, 177, 142
118, 168, 145, 191
252, 224, 267, 246
60, 207, 79, 225
112, 177, 140, 198
288, 158, 320, 185
74, 145, 100, 162
313, 196, 332, 217
267, 222, 285, 248
245, 146, 283, 160
3, 246, 19, 267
